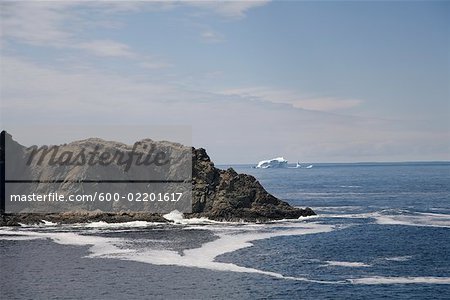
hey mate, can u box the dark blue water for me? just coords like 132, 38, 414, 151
227, 162, 450, 213
1, 162, 449, 299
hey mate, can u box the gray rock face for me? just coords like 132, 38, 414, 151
0, 133, 315, 225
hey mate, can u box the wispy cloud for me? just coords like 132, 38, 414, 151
0, 1, 73, 46
77, 40, 136, 58
220, 87, 363, 112
201, 29, 225, 43
0, 1, 268, 61
1, 1, 447, 163
139, 60, 173, 70
0, 55, 177, 114
184, 0, 270, 18
0, 1, 169, 67
2, 54, 448, 163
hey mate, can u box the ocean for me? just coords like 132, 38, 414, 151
1, 162, 449, 299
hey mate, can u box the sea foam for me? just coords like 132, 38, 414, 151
324, 261, 371, 267
2, 214, 449, 285
350, 276, 450, 285
374, 211, 450, 228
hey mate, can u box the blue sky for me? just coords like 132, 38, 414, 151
1, 1, 449, 163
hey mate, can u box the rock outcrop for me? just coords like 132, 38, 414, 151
190, 148, 315, 221
0, 132, 315, 225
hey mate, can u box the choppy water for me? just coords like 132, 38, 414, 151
1, 162, 449, 299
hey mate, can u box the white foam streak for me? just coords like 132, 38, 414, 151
112, 223, 335, 283
0, 228, 131, 256
2, 213, 450, 285
325, 261, 371, 267
314, 209, 450, 228
41, 220, 58, 226
83, 221, 160, 228
313, 206, 362, 212
350, 276, 450, 285
320, 212, 377, 219
0, 235, 42, 241
382, 255, 413, 262
17, 220, 58, 228
1, 220, 337, 283
374, 212, 450, 228
163, 210, 231, 225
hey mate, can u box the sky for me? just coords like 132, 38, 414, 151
0, 0, 449, 163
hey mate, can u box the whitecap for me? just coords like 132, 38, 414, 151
41, 220, 58, 226
16, 220, 58, 228
83, 221, 161, 229
163, 210, 244, 225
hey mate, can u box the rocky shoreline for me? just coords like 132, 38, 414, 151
0, 133, 315, 226
189, 148, 315, 222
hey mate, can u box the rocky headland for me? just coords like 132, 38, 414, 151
0, 132, 315, 226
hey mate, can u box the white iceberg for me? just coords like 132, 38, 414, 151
255, 157, 288, 169
255, 157, 312, 169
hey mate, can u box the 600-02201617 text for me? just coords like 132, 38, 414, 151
9, 192, 184, 202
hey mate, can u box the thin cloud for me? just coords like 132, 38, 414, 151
0, 1, 167, 66
1, 1, 447, 163
0, 1, 72, 46
0, 1, 265, 63
290, 97, 362, 111
221, 87, 363, 112
1, 55, 448, 163
184, 0, 270, 18
201, 30, 225, 43
139, 60, 173, 70
77, 40, 136, 58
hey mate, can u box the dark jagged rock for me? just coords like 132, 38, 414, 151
188, 148, 315, 222
0, 134, 315, 225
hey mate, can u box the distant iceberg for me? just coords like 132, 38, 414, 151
255, 157, 312, 169
255, 157, 289, 169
